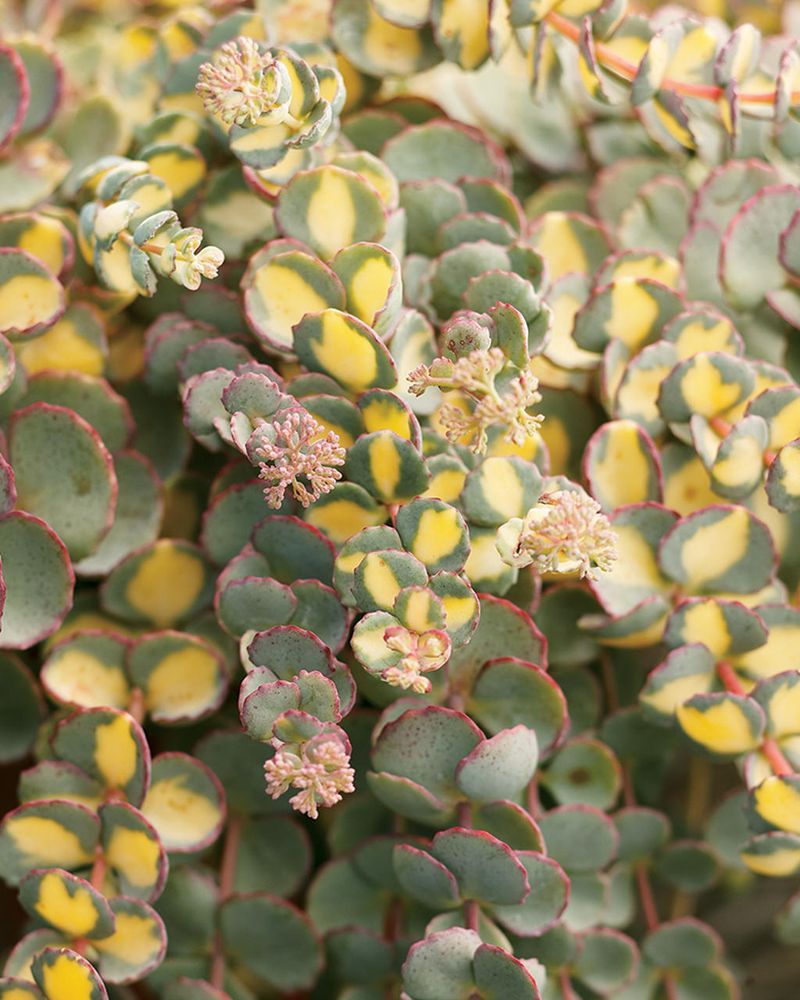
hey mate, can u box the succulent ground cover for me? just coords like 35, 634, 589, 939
0, 0, 799, 996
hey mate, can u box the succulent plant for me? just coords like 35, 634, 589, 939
0, 0, 799, 998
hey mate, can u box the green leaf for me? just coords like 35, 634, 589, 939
252, 515, 335, 586
393, 843, 461, 908
538, 806, 618, 872
371, 706, 482, 804
384, 120, 509, 185
430, 827, 529, 906
233, 815, 311, 898
656, 841, 719, 891
217, 576, 296, 638
472, 943, 541, 999
21, 372, 131, 453
543, 739, 622, 810
74, 451, 162, 578
0, 654, 45, 760
490, 851, 569, 936
614, 808, 671, 862
642, 918, 721, 969
573, 929, 638, 995
10, 403, 115, 562
402, 928, 480, 999
455, 726, 538, 802
220, 893, 323, 992
153, 864, 217, 956
247, 625, 334, 679
467, 658, 567, 753
0, 43, 28, 151
721, 185, 800, 309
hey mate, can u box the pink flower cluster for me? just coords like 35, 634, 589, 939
264, 733, 355, 819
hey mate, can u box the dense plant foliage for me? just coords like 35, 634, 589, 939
0, 0, 799, 997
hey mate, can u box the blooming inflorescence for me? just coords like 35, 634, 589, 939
254, 408, 346, 507
196, 37, 291, 128
264, 734, 356, 818
496, 490, 618, 578
408, 348, 544, 453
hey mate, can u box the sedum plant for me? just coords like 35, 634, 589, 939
0, 0, 799, 997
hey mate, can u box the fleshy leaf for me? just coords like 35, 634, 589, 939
32, 948, 107, 1000
19, 869, 114, 939
128, 632, 227, 724
41, 631, 130, 711
53, 708, 150, 806
0, 800, 98, 885
101, 540, 214, 627
99, 802, 167, 902
10, 404, 116, 562
92, 896, 166, 983
293, 310, 397, 394
140, 753, 225, 853
219, 893, 323, 992
0, 249, 64, 337
658, 505, 775, 595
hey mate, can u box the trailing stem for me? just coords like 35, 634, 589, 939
717, 661, 794, 776
544, 10, 800, 108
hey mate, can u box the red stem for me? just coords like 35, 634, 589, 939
456, 801, 480, 931
210, 813, 243, 991
716, 660, 746, 695
544, 11, 800, 108
128, 687, 145, 725
717, 662, 794, 777
73, 846, 107, 956
559, 968, 578, 999
635, 865, 660, 931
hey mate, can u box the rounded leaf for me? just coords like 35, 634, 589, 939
128, 632, 227, 724
0, 249, 63, 336
101, 540, 214, 627
10, 403, 116, 562
140, 753, 225, 853
219, 893, 323, 992
32, 948, 107, 1000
